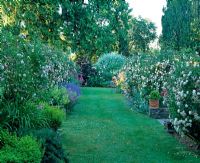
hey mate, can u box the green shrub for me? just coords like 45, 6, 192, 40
0, 30, 77, 130
116, 50, 200, 142
116, 53, 171, 112
93, 53, 126, 87
166, 50, 200, 141
130, 87, 149, 114
0, 30, 77, 104
41, 103, 65, 130
149, 90, 161, 100
29, 128, 69, 163
0, 130, 18, 148
0, 130, 42, 163
46, 87, 70, 107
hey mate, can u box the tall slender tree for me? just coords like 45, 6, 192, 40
160, 0, 192, 50
160, 0, 200, 51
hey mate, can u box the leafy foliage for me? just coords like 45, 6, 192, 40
48, 87, 69, 107
93, 53, 126, 87
116, 50, 200, 142
0, 30, 77, 104
166, 51, 200, 141
29, 128, 69, 163
0, 101, 49, 131
161, 0, 200, 50
149, 90, 161, 100
0, 24, 77, 162
1, 0, 132, 59
40, 103, 65, 130
129, 17, 157, 53
0, 130, 42, 163
0, 0, 64, 46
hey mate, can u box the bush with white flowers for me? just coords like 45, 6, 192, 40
117, 50, 200, 142
0, 31, 78, 103
166, 51, 200, 141
118, 53, 172, 108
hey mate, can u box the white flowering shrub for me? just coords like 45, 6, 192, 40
166, 51, 200, 141
94, 53, 126, 86
0, 31, 77, 103
117, 51, 200, 141
118, 53, 172, 106
0, 30, 78, 133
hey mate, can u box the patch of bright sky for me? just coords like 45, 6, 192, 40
126, 0, 166, 36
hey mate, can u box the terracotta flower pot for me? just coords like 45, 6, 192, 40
149, 99, 159, 109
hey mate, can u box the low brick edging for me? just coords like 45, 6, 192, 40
149, 107, 169, 119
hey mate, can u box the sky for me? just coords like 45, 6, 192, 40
126, 0, 166, 36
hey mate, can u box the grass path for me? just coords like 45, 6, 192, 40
62, 87, 200, 163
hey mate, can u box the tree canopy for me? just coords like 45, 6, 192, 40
129, 17, 157, 53
0, 0, 158, 61
160, 0, 200, 51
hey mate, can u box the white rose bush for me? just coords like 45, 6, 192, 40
0, 31, 78, 103
0, 30, 80, 162
117, 53, 172, 113
116, 50, 200, 142
167, 51, 200, 142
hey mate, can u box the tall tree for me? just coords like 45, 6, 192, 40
129, 17, 157, 53
160, 0, 192, 50
0, 0, 132, 60
160, 0, 200, 51
0, 0, 65, 47
61, 0, 132, 59
191, 0, 200, 51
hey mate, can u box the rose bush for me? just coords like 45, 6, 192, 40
0, 30, 78, 103
116, 50, 200, 142
0, 30, 79, 161
166, 51, 200, 142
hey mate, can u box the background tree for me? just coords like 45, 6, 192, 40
129, 17, 157, 53
1, 0, 158, 60
61, 0, 132, 60
1, 0, 64, 46
160, 0, 200, 51
191, 0, 200, 52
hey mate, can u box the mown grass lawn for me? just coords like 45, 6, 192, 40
62, 87, 200, 163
